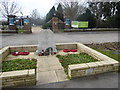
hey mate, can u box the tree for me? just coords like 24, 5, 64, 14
106, 1, 120, 28
87, 1, 119, 28
56, 3, 64, 21
31, 9, 40, 20
116, 1, 120, 14
77, 8, 96, 28
46, 6, 55, 22
30, 9, 44, 26
58, 0, 86, 20
88, 2, 103, 27
0, 0, 21, 18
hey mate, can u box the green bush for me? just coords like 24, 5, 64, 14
42, 23, 52, 29
2, 59, 37, 72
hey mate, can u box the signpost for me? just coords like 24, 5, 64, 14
65, 19, 70, 25
71, 21, 88, 28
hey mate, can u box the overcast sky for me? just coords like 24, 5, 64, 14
0, 0, 56, 19
0, 0, 119, 20
16, 0, 56, 18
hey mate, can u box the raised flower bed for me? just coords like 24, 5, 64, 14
56, 43, 119, 79
57, 53, 98, 74
2, 59, 37, 72
1, 58, 37, 88
0, 43, 119, 85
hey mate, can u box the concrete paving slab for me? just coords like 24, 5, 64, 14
50, 65, 64, 70
37, 59, 49, 68
36, 55, 67, 84
55, 70, 68, 82
36, 71, 58, 85
37, 67, 50, 72
46, 57, 61, 66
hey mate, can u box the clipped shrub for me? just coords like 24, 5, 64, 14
42, 23, 52, 29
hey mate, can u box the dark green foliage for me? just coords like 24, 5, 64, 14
42, 23, 52, 29
56, 3, 64, 21
46, 6, 55, 22
77, 8, 96, 28
102, 2, 112, 19
116, 1, 120, 14
2, 59, 37, 72
88, 1, 120, 28
45, 4, 64, 23
57, 53, 98, 73
106, 14, 120, 28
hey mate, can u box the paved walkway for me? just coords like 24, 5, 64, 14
36, 55, 68, 85
5, 52, 68, 85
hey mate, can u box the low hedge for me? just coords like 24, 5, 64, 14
42, 23, 52, 29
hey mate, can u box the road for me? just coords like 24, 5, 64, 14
0, 28, 119, 48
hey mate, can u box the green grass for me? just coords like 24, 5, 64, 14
2, 59, 37, 72
94, 49, 119, 61
59, 29, 64, 32
57, 53, 98, 74
18, 28, 25, 33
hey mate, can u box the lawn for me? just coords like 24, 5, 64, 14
94, 49, 119, 61
57, 53, 98, 73
2, 59, 37, 72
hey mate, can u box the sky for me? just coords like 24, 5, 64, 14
0, 0, 56, 20
0, 0, 119, 20
16, 0, 56, 18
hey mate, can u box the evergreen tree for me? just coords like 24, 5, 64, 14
56, 3, 64, 21
107, 1, 120, 28
88, 2, 102, 27
77, 8, 96, 28
46, 6, 55, 22
88, 2, 120, 28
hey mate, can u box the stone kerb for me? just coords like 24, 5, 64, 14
0, 46, 10, 61
9, 45, 37, 53
68, 43, 119, 79
56, 43, 77, 50
0, 69, 36, 88
0, 45, 38, 61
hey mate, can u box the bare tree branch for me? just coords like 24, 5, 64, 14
56, 0, 86, 20
0, 0, 21, 18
